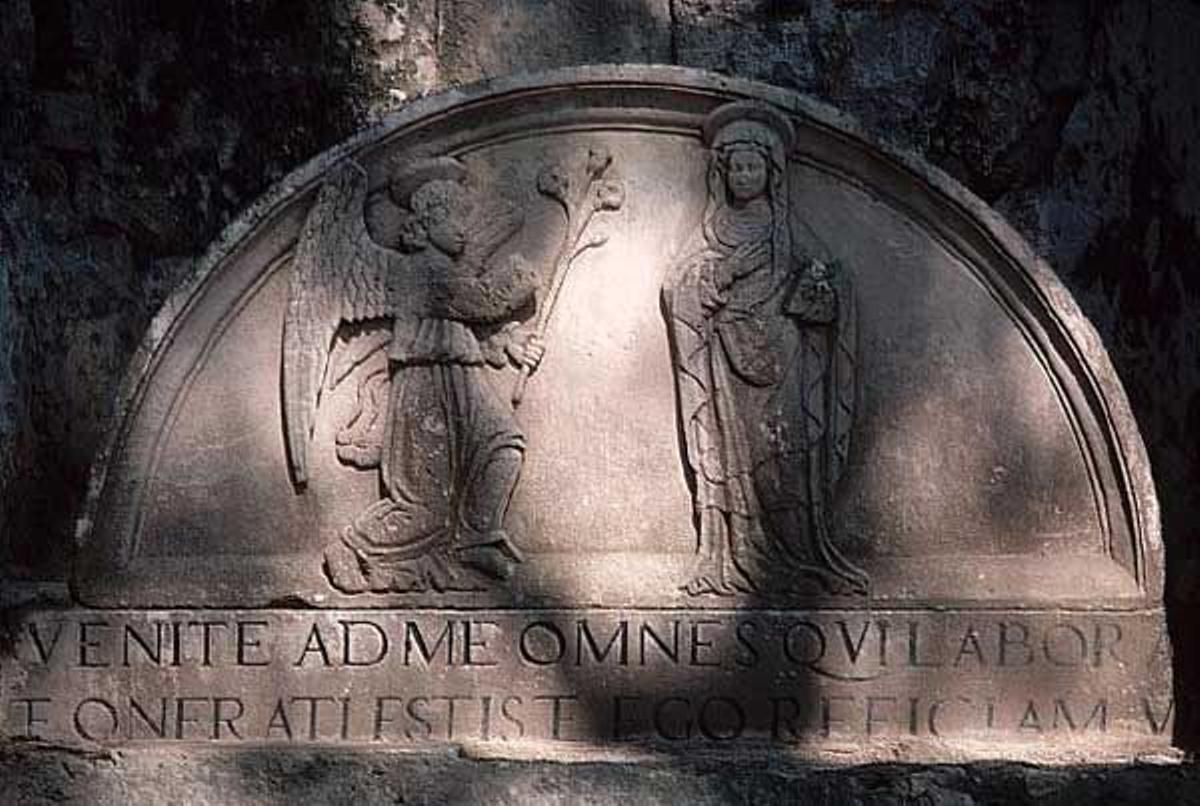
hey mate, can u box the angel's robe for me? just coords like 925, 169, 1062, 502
341, 252, 537, 590
662, 198, 863, 595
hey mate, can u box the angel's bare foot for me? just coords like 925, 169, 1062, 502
324, 540, 369, 594
459, 544, 517, 581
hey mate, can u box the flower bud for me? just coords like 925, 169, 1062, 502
586, 147, 612, 179
592, 179, 625, 211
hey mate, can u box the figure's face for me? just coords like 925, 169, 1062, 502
425, 201, 469, 257
725, 148, 768, 202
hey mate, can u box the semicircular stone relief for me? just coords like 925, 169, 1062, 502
77, 69, 1158, 610
50, 68, 1170, 756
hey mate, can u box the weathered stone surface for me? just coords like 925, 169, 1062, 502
0, 68, 1164, 762
0, 747, 1193, 805
1, 0, 1198, 798
358, 0, 441, 103
70, 69, 1162, 609
438, 0, 672, 84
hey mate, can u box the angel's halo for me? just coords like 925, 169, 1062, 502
389, 157, 470, 208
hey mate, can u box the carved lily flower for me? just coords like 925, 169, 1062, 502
586, 147, 612, 180
592, 179, 625, 211
537, 165, 569, 203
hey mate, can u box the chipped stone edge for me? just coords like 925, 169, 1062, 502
72, 64, 1160, 600
0, 734, 1187, 771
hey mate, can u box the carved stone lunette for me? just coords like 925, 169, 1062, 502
73, 68, 1161, 617
62, 69, 1169, 755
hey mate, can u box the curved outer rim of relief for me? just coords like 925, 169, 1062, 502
73, 64, 1161, 593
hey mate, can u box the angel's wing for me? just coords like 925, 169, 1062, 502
283, 161, 398, 485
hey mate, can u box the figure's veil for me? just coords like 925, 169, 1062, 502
701, 102, 795, 280
699, 102, 843, 272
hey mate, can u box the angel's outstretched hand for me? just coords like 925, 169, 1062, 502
507, 331, 547, 373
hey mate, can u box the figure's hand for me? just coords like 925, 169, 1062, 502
806, 258, 833, 293
507, 331, 546, 374
789, 258, 838, 323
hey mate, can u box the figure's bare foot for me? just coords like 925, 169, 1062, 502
682, 561, 754, 596
456, 529, 522, 582
324, 540, 369, 594
368, 565, 427, 593
683, 576, 718, 596
458, 544, 517, 581
815, 569, 869, 597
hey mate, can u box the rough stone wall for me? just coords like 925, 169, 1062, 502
1, 0, 1198, 797
0, 747, 1197, 805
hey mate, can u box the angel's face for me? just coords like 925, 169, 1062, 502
413, 183, 472, 258
426, 208, 469, 257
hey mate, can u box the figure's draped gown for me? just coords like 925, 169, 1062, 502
339, 257, 533, 591
663, 183, 866, 595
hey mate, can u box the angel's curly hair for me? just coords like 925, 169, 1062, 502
411, 180, 471, 224
395, 179, 473, 252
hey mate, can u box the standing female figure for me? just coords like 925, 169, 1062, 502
662, 102, 868, 596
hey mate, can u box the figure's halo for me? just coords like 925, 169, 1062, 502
389, 157, 469, 207
702, 101, 797, 154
